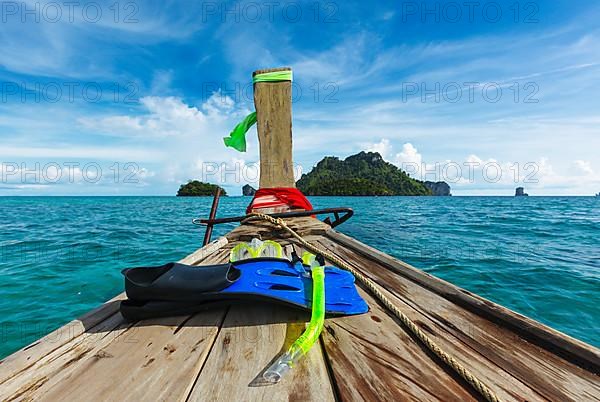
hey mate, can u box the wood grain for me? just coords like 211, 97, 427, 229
32, 311, 227, 401
0, 293, 124, 386
187, 242, 334, 401
326, 229, 600, 374
253, 67, 295, 188
188, 304, 335, 401
316, 234, 600, 401
321, 288, 479, 401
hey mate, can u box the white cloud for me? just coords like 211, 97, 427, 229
366, 138, 392, 159
530, 158, 600, 193
571, 160, 594, 175
150, 70, 174, 95
466, 154, 483, 164
381, 11, 395, 21
74, 92, 261, 193
0, 146, 161, 160
366, 139, 424, 168
365, 140, 434, 179
394, 143, 423, 167
79, 92, 246, 139
362, 139, 600, 194
0, 91, 259, 194
0, 161, 156, 185
0, 2, 208, 78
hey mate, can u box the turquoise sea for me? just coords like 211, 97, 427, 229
0, 196, 598, 358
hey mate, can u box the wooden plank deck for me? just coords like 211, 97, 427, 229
1, 217, 599, 401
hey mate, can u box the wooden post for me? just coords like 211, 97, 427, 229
253, 67, 295, 188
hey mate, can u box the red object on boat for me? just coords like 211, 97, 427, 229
246, 187, 313, 213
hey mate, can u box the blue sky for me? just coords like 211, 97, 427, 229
0, 0, 599, 195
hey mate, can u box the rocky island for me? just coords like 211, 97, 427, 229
176, 180, 227, 196
424, 181, 451, 196
242, 184, 256, 196
296, 151, 449, 196
515, 187, 529, 197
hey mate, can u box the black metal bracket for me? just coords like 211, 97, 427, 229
193, 207, 354, 231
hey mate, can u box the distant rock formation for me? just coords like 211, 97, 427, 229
515, 187, 529, 197
296, 151, 431, 196
424, 181, 451, 196
242, 184, 256, 196
176, 180, 226, 197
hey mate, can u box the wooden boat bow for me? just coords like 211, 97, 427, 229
1, 67, 598, 400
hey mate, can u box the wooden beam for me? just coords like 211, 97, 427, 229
253, 67, 295, 188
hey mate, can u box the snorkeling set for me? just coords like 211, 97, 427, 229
120, 238, 368, 383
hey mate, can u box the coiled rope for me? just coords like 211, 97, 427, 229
242, 212, 501, 402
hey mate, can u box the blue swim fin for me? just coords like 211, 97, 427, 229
120, 257, 368, 321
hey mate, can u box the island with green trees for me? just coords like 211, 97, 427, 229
176, 180, 227, 196
296, 151, 436, 196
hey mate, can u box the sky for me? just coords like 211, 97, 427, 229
0, 0, 599, 195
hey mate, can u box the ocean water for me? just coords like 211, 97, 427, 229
0, 196, 598, 358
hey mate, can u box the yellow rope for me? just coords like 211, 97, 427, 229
243, 212, 501, 402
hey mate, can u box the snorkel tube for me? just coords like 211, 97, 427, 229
263, 253, 326, 383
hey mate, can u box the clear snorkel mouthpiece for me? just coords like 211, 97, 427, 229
263, 252, 326, 384
263, 350, 298, 383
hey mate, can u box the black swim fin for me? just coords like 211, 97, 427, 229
120, 257, 368, 321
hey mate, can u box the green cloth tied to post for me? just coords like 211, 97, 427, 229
252, 70, 293, 83
223, 70, 293, 152
223, 112, 256, 152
